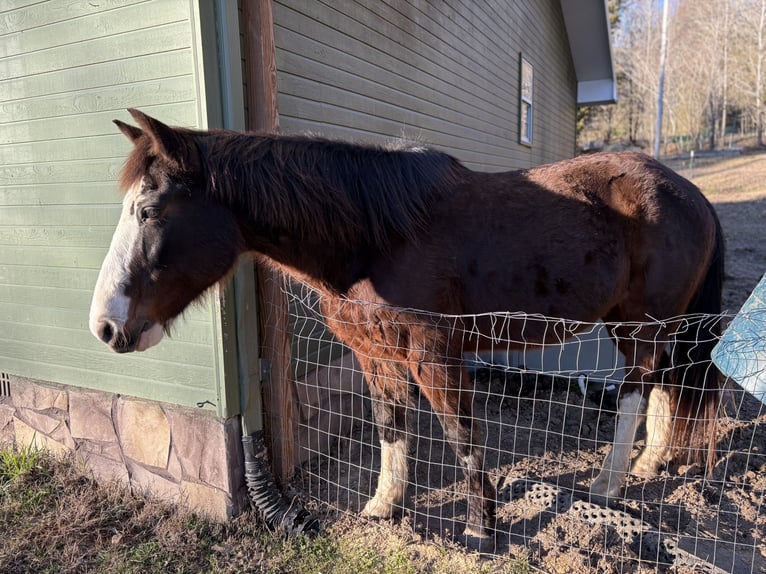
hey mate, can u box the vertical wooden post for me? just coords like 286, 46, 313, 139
243, 0, 280, 134
241, 0, 296, 484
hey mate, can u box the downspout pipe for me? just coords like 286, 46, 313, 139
241, 430, 320, 535
212, 0, 320, 537
234, 266, 320, 536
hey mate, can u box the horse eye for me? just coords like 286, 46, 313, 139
140, 207, 160, 223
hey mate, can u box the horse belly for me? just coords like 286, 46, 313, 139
367, 248, 626, 354
460, 231, 627, 314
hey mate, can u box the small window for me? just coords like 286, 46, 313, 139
519, 55, 533, 145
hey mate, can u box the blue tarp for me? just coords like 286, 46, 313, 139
712, 273, 766, 405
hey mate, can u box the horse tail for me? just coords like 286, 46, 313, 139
670, 206, 725, 473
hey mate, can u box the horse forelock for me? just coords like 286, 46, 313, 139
116, 126, 202, 194
117, 137, 154, 194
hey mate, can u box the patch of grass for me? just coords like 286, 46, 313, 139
0, 440, 44, 483
0, 444, 531, 573
0, 444, 226, 574
0, 441, 56, 516
261, 530, 419, 574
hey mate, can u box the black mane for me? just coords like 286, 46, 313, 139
197, 132, 467, 250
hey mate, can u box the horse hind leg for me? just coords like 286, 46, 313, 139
410, 358, 496, 540
591, 384, 675, 495
631, 384, 674, 478
356, 356, 412, 520
590, 387, 646, 499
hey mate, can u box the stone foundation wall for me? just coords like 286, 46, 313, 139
0, 376, 246, 521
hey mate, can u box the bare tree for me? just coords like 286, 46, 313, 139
577, 0, 763, 153
653, 0, 669, 158
669, 0, 728, 151
757, 0, 766, 146
718, 0, 731, 145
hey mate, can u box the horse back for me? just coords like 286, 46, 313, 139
363, 152, 718, 336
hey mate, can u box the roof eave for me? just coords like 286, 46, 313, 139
577, 79, 618, 106
560, 0, 618, 105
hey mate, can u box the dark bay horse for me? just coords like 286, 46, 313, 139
89, 109, 724, 541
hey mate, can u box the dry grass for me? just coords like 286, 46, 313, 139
0, 444, 230, 573
0, 444, 530, 574
665, 150, 766, 313
665, 150, 766, 199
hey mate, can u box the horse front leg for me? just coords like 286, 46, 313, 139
355, 355, 412, 519
411, 359, 496, 540
590, 342, 663, 499
590, 386, 646, 499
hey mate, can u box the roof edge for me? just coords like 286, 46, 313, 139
561, 0, 617, 105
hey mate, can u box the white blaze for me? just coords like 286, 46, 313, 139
89, 183, 164, 351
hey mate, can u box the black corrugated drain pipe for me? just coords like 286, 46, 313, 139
242, 431, 320, 536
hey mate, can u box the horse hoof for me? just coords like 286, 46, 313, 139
630, 457, 664, 479
630, 465, 657, 480
462, 526, 496, 552
361, 497, 396, 519
589, 477, 623, 501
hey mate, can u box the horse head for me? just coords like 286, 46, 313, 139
89, 109, 243, 353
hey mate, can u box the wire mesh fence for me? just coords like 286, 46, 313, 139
272, 279, 766, 572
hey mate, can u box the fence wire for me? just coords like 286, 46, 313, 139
270, 279, 765, 573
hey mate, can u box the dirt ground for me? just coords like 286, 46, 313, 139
294, 151, 766, 573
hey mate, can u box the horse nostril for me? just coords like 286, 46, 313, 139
98, 321, 114, 345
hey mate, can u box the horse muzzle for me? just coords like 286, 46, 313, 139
90, 317, 164, 353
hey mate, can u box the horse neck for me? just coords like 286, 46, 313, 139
202, 132, 379, 293
200, 131, 460, 293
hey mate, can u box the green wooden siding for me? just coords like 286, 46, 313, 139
0, 0, 229, 412
273, 0, 577, 170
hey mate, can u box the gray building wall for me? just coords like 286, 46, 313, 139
273, 0, 578, 170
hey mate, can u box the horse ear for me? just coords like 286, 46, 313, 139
114, 119, 143, 143
126, 108, 200, 171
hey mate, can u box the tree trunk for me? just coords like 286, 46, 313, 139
709, 92, 717, 151
653, 0, 670, 158
757, 0, 766, 146
719, 0, 729, 146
